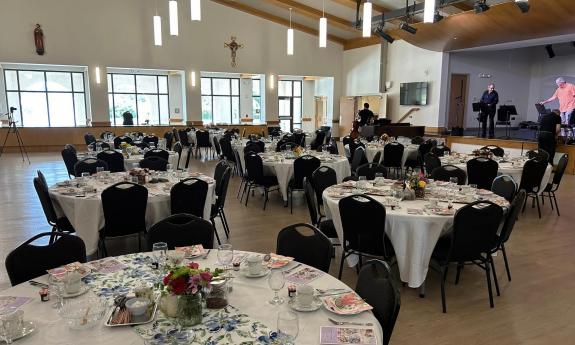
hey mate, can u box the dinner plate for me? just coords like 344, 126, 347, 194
62, 283, 90, 298
288, 296, 323, 312
239, 266, 271, 278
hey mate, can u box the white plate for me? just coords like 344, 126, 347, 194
239, 266, 271, 278
62, 283, 90, 298
288, 296, 323, 312
4, 321, 35, 342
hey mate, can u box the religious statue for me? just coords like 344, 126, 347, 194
224, 36, 243, 68
34, 24, 45, 55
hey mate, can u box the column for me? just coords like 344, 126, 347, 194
89, 64, 111, 126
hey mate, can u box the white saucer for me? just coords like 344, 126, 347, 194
288, 296, 323, 312
62, 283, 90, 298
239, 266, 271, 278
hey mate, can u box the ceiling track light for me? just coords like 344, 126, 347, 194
400, 22, 417, 35
515, 0, 529, 13
474, 0, 490, 14
375, 26, 394, 43
287, 8, 294, 55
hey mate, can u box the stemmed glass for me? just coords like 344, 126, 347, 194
152, 242, 168, 271
48, 272, 67, 309
449, 177, 458, 186
268, 270, 285, 305
217, 244, 233, 270
277, 311, 299, 345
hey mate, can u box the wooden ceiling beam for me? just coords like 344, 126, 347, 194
210, 0, 347, 44
330, 0, 390, 14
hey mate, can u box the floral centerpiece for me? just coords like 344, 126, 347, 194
472, 148, 492, 158
161, 263, 223, 327
379, 133, 390, 145
128, 168, 149, 184
406, 172, 428, 199
293, 146, 304, 157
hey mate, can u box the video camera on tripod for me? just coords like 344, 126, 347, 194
0, 106, 30, 163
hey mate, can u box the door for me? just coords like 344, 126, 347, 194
448, 74, 468, 129
278, 97, 293, 133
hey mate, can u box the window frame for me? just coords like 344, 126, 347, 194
252, 78, 262, 123
107, 72, 170, 126
3, 68, 87, 127
201, 76, 240, 125
277, 80, 302, 132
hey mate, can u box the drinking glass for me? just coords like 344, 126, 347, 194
449, 177, 458, 186
0, 308, 23, 344
469, 184, 477, 190
152, 242, 168, 270
96, 166, 104, 175
268, 270, 285, 305
375, 173, 384, 179
217, 244, 233, 269
81, 172, 90, 178
48, 272, 66, 309
392, 189, 403, 207
166, 164, 173, 174
277, 311, 299, 345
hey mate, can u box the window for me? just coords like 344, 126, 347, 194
278, 80, 302, 132
107, 73, 170, 126
252, 79, 262, 123
4, 69, 87, 127
201, 77, 240, 124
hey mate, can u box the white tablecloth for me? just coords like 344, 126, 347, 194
261, 153, 351, 202
49, 172, 215, 255
0, 251, 381, 345
323, 182, 509, 288
123, 152, 179, 171
364, 144, 419, 166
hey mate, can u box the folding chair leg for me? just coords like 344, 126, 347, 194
338, 254, 346, 280
485, 261, 495, 308
490, 257, 500, 296
220, 209, 230, 237
522, 195, 527, 213
441, 266, 448, 313
290, 188, 293, 214
553, 192, 560, 216
548, 193, 553, 210
184, 147, 192, 169
245, 184, 251, 206
455, 262, 463, 285
535, 195, 541, 218
263, 188, 269, 210
211, 219, 222, 245
501, 244, 512, 281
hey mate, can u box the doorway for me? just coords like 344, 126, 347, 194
448, 74, 468, 129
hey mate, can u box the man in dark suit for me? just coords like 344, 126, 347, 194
358, 103, 374, 126
480, 84, 499, 138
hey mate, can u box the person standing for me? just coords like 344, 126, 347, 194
357, 103, 374, 126
122, 111, 134, 126
539, 77, 575, 126
538, 109, 562, 165
480, 84, 499, 138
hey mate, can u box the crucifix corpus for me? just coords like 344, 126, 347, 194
224, 36, 243, 68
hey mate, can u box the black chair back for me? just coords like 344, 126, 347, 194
196, 130, 211, 148
88, 140, 111, 151
491, 175, 517, 202
350, 147, 367, 173
356, 163, 388, 180
342, 136, 353, 147
418, 142, 433, 158
101, 182, 148, 237
84, 133, 96, 146
245, 153, 266, 183
526, 149, 549, 163
481, 145, 504, 157
382, 142, 404, 169
518, 159, 547, 193
33, 177, 58, 226
411, 136, 424, 145
213, 136, 222, 156
214, 161, 229, 192
233, 148, 245, 178
164, 132, 174, 150
293, 132, 306, 147
430, 145, 451, 157
498, 190, 527, 245
323, 142, 339, 155
424, 152, 441, 175
5, 232, 86, 286
466, 157, 499, 190
339, 194, 389, 257
310, 131, 326, 150
144, 149, 170, 161
431, 165, 467, 185
74, 158, 108, 177
64, 144, 77, 155
311, 166, 337, 207
139, 156, 169, 171
178, 129, 192, 147
61, 147, 78, 177
245, 142, 263, 154
549, 154, 568, 189
113, 136, 133, 149
170, 178, 208, 217
132, 141, 150, 150
215, 166, 232, 210
148, 214, 214, 250
172, 142, 183, 168
97, 150, 125, 173
356, 260, 400, 345
219, 137, 236, 163
292, 155, 321, 189
276, 223, 333, 273
348, 140, 366, 161
304, 180, 321, 226
142, 135, 159, 146
100, 131, 115, 139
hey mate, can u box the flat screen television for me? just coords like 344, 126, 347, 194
400, 82, 428, 106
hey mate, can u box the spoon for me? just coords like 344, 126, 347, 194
328, 318, 373, 327
201, 249, 211, 259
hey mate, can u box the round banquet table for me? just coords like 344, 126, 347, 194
0, 251, 382, 345
123, 151, 180, 170
232, 139, 273, 170
260, 152, 352, 202
323, 180, 510, 288
363, 143, 419, 166
440, 155, 552, 193
49, 172, 215, 256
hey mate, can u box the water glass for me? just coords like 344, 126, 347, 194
48, 272, 66, 309
166, 164, 173, 174
268, 270, 285, 305
449, 177, 459, 186
152, 242, 168, 269
96, 167, 104, 175
217, 244, 233, 269
277, 311, 299, 345
469, 184, 477, 190
0, 308, 23, 344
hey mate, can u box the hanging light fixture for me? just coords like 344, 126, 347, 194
362, 1, 372, 37
319, 0, 327, 48
423, 0, 436, 23
287, 8, 294, 55
153, 0, 162, 46
190, 0, 201, 21
94, 67, 101, 84
169, 0, 179, 36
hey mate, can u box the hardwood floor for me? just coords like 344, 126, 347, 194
1, 152, 574, 343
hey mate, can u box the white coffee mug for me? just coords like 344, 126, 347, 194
247, 255, 263, 275
297, 285, 314, 307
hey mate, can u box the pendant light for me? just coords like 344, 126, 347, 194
319, 0, 327, 48
169, 0, 179, 36
190, 0, 201, 21
287, 8, 294, 55
153, 0, 162, 46
362, 1, 372, 37
423, 0, 436, 23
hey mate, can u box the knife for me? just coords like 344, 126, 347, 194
284, 263, 302, 274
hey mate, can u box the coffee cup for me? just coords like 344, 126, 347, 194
296, 285, 314, 307
247, 255, 263, 275
65, 271, 82, 294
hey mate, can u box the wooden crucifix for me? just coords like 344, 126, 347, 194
224, 36, 243, 68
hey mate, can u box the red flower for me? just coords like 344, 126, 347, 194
200, 272, 212, 282
171, 277, 187, 295
188, 262, 199, 269
163, 272, 173, 285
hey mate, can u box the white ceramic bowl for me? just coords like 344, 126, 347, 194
125, 298, 150, 316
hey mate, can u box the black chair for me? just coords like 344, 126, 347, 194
178, 129, 194, 168
481, 145, 504, 157
356, 163, 388, 180
100, 182, 148, 256
348, 140, 366, 162
142, 135, 159, 147
33, 176, 76, 237
293, 132, 306, 147
244, 153, 280, 210
276, 223, 333, 273
219, 137, 237, 172
61, 147, 78, 178
304, 180, 339, 247
144, 149, 170, 161
342, 175, 359, 182
5, 232, 86, 286
490, 190, 527, 284
139, 156, 168, 171
382, 142, 404, 178
338, 194, 394, 279
526, 149, 549, 163
466, 157, 499, 190
211, 165, 232, 245
310, 131, 326, 150
410, 136, 424, 145
171, 178, 208, 218
431, 165, 467, 185
195, 130, 212, 159
245, 142, 263, 154
541, 153, 568, 216
88, 140, 111, 151
350, 146, 367, 174
164, 131, 174, 150
97, 150, 125, 173
148, 214, 215, 250
423, 152, 441, 176
519, 158, 548, 218
64, 143, 77, 155
355, 260, 401, 345
430, 145, 451, 157
74, 158, 109, 177
213, 136, 222, 159
491, 175, 517, 202
113, 136, 133, 149
323, 142, 339, 155
288, 155, 321, 213
372, 151, 382, 164
172, 142, 183, 170
268, 126, 281, 139
431, 200, 504, 312
100, 131, 115, 139
84, 133, 96, 146
311, 166, 337, 216
132, 141, 150, 150
234, 148, 249, 200
342, 136, 353, 148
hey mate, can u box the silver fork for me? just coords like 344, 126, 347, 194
201, 249, 211, 259
328, 318, 373, 327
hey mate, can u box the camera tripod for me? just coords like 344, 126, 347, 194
0, 108, 30, 163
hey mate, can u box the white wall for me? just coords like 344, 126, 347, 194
0, 0, 343, 124
342, 45, 382, 96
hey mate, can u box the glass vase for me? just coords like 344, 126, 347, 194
176, 293, 202, 327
